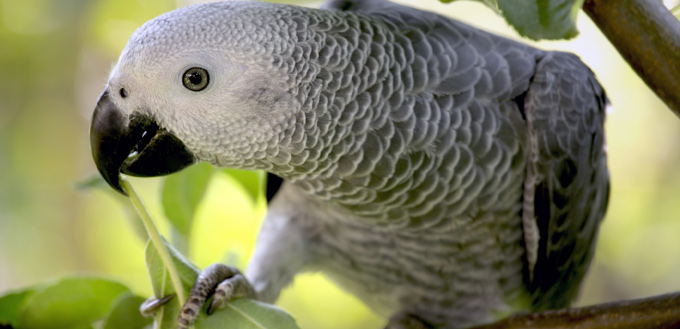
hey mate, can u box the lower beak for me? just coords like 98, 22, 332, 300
90, 90, 196, 195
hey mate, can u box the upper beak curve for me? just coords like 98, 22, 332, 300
90, 90, 196, 195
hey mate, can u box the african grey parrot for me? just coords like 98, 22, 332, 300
89, 0, 609, 328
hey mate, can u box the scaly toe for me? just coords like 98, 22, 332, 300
177, 264, 251, 328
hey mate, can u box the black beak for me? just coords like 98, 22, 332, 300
90, 90, 196, 195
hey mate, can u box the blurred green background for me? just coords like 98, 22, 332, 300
0, 0, 679, 328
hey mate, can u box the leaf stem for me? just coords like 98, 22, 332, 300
121, 177, 187, 305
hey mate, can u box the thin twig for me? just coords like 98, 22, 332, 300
469, 292, 680, 329
583, 0, 680, 117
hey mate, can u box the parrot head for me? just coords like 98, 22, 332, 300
90, 2, 303, 194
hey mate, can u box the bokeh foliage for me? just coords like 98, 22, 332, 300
442, 0, 584, 40
0, 0, 679, 328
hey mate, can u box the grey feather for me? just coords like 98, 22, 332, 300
108, 1, 609, 327
251, 0, 608, 325
521, 52, 609, 309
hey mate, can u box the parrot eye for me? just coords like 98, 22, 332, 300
182, 67, 209, 91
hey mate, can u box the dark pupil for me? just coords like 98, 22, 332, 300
188, 72, 202, 85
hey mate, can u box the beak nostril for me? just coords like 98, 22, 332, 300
120, 88, 128, 98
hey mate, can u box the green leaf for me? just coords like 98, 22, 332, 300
441, 0, 499, 12
145, 239, 200, 296
222, 169, 265, 203
673, 2, 680, 19
441, 0, 583, 40
19, 277, 130, 329
498, 0, 583, 40
102, 294, 153, 329
194, 299, 301, 329
144, 240, 300, 329
145, 238, 200, 329
0, 288, 35, 327
162, 162, 214, 237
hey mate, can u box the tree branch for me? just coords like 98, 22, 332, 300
582, 0, 680, 117
468, 292, 680, 329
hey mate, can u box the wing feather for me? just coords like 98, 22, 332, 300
523, 52, 609, 309
323, 0, 609, 310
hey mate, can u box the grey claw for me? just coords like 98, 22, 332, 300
177, 264, 255, 328
206, 301, 218, 315
140, 294, 176, 318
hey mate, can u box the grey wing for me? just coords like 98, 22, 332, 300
324, 0, 609, 309
523, 52, 609, 310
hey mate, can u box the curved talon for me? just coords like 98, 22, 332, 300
208, 273, 254, 314
178, 264, 255, 328
207, 296, 223, 315
140, 294, 176, 318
